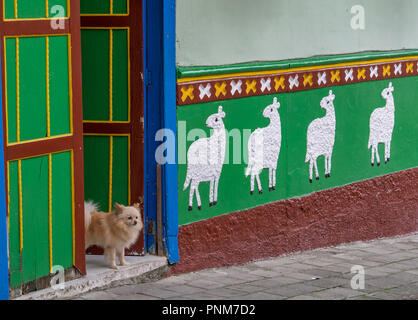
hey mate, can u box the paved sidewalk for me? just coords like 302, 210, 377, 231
74, 233, 418, 300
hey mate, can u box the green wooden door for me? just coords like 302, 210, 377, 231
0, 0, 85, 291
80, 0, 144, 254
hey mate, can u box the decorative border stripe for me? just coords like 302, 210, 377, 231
177, 57, 418, 105
48, 153, 52, 272
46, 36, 50, 137
15, 37, 19, 141
109, 29, 113, 121
18, 159, 22, 252
108, 135, 113, 212
70, 150, 75, 266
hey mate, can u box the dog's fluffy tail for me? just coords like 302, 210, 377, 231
84, 201, 99, 231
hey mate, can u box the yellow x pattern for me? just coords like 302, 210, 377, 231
357, 68, 366, 80
181, 86, 194, 102
383, 65, 391, 77
303, 73, 313, 87
406, 62, 414, 74
215, 82, 227, 97
274, 76, 285, 91
246, 80, 257, 94
331, 70, 340, 83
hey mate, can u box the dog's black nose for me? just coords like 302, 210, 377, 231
133, 221, 137, 225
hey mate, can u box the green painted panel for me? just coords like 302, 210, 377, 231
19, 36, 47, 142
51, 152, 73, 269
80, 0, 110, 14
8, 152, 74, 287
8, 161, 22, 288
80, 0, 127, 14
49, 35, 71, 136
48, 0, 68, 17
5, 38, 17, 144
112, 136, 129, 205
84, 136, 110, 211
4, 0, 68, 19
17, 0, 46, 19
113, 0, 128, 14
21, 155, 50, 283
4, 0, 15, 19
81, 29, 110, 121
112, 29, 129, 122
9, 268, 22, 289
177, 77, 418, 226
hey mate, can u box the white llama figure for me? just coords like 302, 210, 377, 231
184, 106, 226, 211
245, 97, 282, 194
368, 82, 395, 166
305, 90, 336, 183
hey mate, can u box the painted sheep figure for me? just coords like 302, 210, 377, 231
184, 106, 226, 211
245, 97, 282, 194
305, 90, 336, 183
368, 82, 395, 166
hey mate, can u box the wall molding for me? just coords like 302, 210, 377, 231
177, 55, 418, 106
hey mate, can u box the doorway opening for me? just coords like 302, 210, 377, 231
0, 0, 164, 296
80, 0, 145, 258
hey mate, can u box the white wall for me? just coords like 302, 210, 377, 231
176, 0, 418, 66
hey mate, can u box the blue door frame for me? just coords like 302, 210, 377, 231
143, 0, 179, 263
0, 51, 9, 300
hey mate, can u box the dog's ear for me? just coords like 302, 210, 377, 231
114, 202, 124, 214
133, 203, 141, 211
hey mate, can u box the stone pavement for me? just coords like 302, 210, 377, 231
73, 233, 418, 300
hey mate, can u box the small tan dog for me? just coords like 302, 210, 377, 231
84, 201, 143, 269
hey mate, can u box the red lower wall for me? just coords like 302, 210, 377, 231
169, 168, 418, 275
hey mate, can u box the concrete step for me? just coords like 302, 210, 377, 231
16, 255, 168, 300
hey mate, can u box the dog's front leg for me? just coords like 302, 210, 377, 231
105, 247, 118, 269
117, 248, 129, 266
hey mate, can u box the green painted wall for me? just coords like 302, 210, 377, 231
176, 0, 418, 66
177, 76, 418, 226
